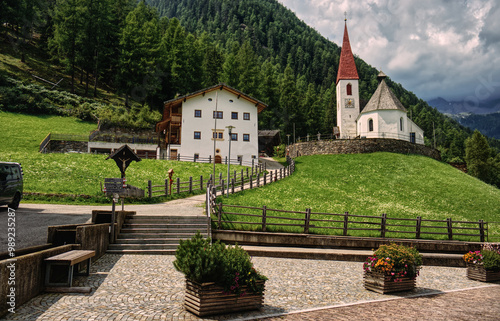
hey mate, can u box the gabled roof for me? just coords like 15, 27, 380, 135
336, 22, 359, 84
360, 75, 407, 114
163, 83, 268, 113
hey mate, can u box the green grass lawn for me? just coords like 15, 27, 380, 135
218, 153, 500, 241
0, 111, 237, 204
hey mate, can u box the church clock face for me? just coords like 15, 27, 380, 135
345, 98, 355, 108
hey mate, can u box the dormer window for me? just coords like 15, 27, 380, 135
346, 83, 352, 96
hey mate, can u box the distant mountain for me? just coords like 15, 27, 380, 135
450, 112, 500, 139
428, 97, 500, 115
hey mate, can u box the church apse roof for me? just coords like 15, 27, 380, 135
360, 74, 407, 114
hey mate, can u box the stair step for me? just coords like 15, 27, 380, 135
108, 244, 179, 250
120, 228, 207, 234
106, 249, 177, 255
122, 223, 208, 229
115, 239, 184, 244
117, 233, 207, 239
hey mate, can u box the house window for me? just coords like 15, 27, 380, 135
400, 117, 404, 131
243, 134, 250, 142
213, 111, 223, 119
231, 112, 238, 120
194, 131, 201, 139
212, 130, 224, 141
368, 119, 374, 132
243, 112, 250, 120
194, 110, 201, 118
347, 83, 352, 96
231, 133, 238, 141
410, 132, 416, 144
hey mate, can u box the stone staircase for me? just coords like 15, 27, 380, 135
107, 215, 210, 254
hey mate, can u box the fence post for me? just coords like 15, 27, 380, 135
250, 176, 253, 189
479, 220, 485, 242
221, 179, 225, 196
217, 203, 222, 228
177, 154, 180, 161
257, 173, 260, 187
189, 177, 193, 193
270, 171, 273, 182
343, 212, 349, 236
209, 155, 212, 163
200, 175, 203, 190
264, 172, 267, 185
262, 206, 267, 232
225, 156, 227, 165
241, 169, 244, 182
447, 218, 453, 240
231, 178, 235, 194
241, 175, 244, 191
304, 208, 311, 234
251, 162, 254, 177
239, 158, 242, 166
416, 216, 422, 239
219, 172, 222, 183
246, 167, 249, 179
209, 173, 213, 185
234, 170, 236, 183
381, 213, 387, 238
148, 180, 152, 198
176, 177, 180, 194
165, 178, 168, 196
264, 162, 267, 171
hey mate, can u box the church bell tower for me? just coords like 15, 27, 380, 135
336, 17, 360, 139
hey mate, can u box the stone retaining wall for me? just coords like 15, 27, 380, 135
288, 138, 441, 160
45, 140, 88, 153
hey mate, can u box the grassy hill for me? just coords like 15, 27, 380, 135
220, 153, 500, 240
0, 111, 233, 204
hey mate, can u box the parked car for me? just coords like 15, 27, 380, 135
0, 162, 23, 209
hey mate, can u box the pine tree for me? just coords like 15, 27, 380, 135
465, 130, 491, 182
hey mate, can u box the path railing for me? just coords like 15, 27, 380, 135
211, 202, 490, 242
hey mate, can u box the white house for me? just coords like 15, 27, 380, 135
336, 20, 424, 145
156, 84, 267, 164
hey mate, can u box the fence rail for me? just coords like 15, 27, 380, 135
158, 154, 259, 167
211, 200, 490, 242
147, 159, 286, 197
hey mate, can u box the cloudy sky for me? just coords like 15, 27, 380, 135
278, 0, 500, 109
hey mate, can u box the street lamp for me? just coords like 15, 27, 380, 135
286, 134, 290, 146
226, 125, 235, 197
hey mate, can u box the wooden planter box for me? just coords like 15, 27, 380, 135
364, 271, 416, 294
467, 265, 500, 282
184, 279, 265, 317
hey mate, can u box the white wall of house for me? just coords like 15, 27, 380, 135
179, 89, 259, 163
357, 110, 424, 144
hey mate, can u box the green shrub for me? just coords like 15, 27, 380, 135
174, 232, 267, 295
273, 143, 286, 157
481, 250, 500, 271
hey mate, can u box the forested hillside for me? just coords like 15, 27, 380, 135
1, 0, 499, 162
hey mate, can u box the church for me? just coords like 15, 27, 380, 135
336, 21, 424, 145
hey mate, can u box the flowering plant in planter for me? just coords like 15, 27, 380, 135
363, 243, 423, 282
173, 232, 267, 295
463, 243, 500, 272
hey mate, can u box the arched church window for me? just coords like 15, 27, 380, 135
400, 118, 404, 131
346, 83, 352, 96
368, 119, 373, 132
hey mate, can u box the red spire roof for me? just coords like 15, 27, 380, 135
336, 22, 359, 84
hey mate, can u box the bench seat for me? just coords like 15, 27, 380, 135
45, 250, 95, 288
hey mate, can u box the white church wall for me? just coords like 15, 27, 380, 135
336, 79, 360, 139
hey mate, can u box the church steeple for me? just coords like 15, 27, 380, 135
336, 21, 359, 84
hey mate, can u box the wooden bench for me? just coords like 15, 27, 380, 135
45, 250, 95, 290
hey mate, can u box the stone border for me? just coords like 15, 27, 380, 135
288, 138, 441, 160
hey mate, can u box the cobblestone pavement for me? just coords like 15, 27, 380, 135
3, 255, 499, 321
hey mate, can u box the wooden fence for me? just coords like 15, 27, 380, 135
147, 160, 291, 197
210, 203, 491, 242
